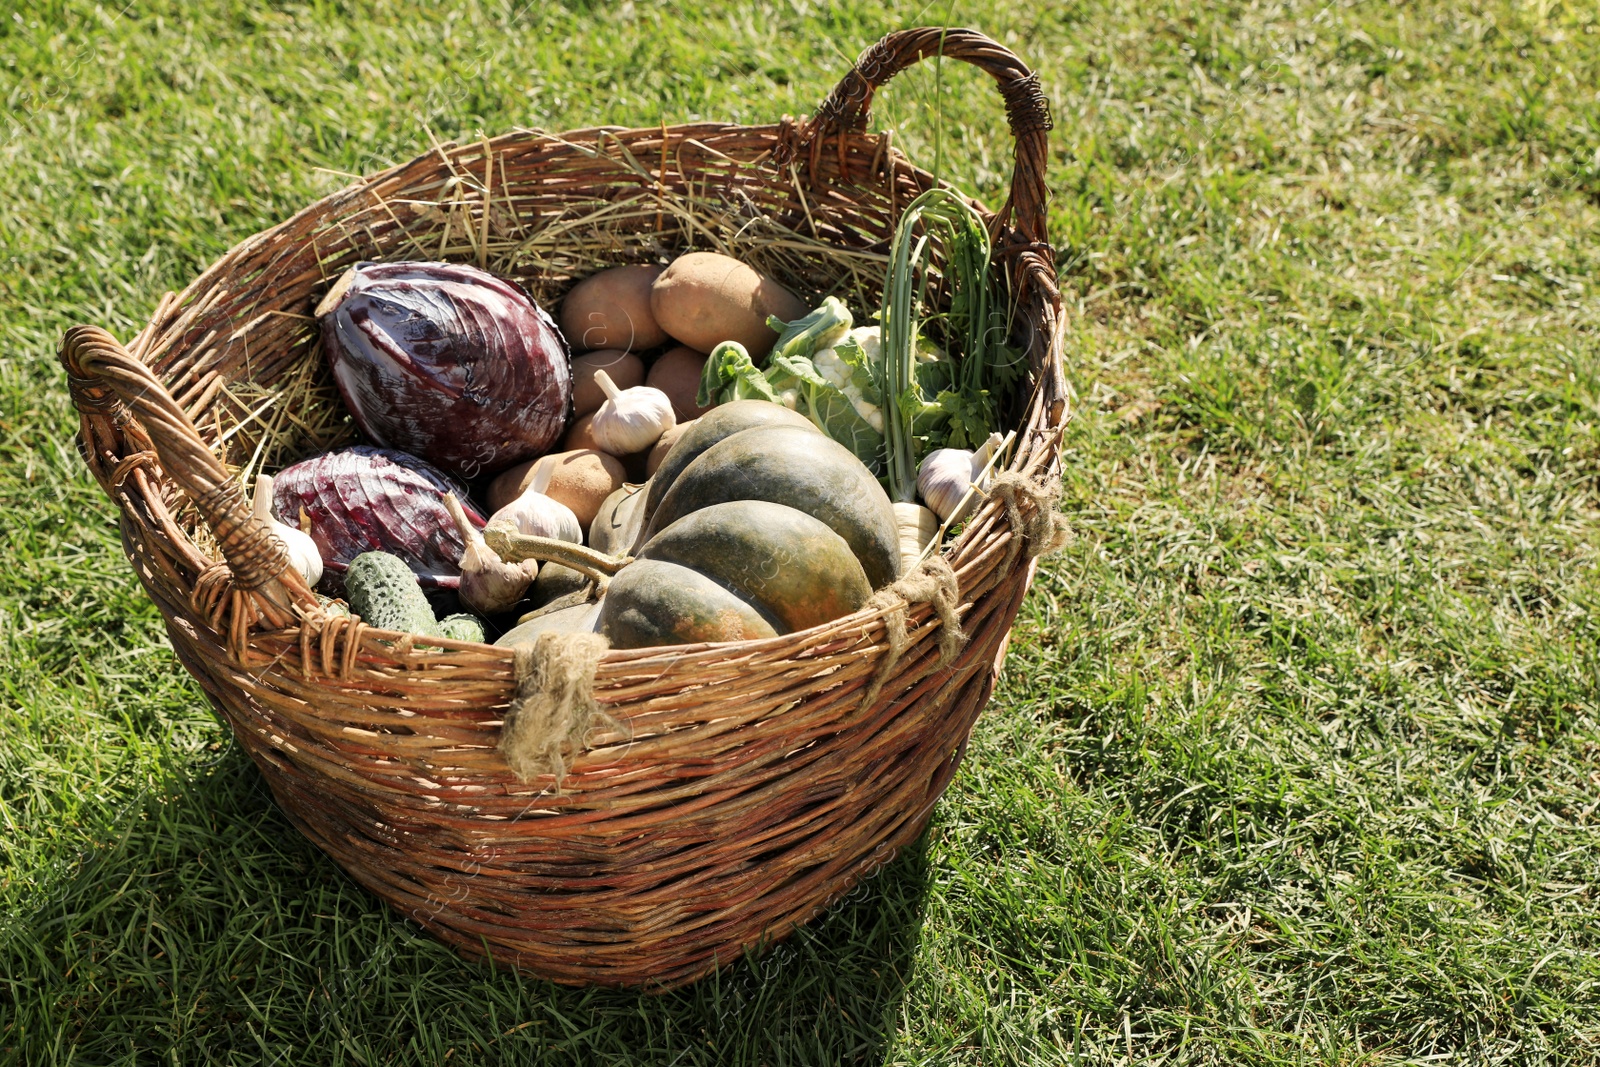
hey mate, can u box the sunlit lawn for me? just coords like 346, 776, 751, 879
3, 1, 1599, 1062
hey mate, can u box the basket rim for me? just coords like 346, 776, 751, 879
85, 120, 1068, 674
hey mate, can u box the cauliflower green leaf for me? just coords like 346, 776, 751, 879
696, 341, 781, 407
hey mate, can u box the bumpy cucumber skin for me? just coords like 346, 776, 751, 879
437, 613, 487, 643
346, 551, 485, 642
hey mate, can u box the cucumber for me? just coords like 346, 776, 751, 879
346, 551, 484, 642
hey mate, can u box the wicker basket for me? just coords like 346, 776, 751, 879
58, 27, 1067, 989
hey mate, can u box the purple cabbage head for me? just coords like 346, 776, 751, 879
317, 261, 571, 480
272, 445, 487, 592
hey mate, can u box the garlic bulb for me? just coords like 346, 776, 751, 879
488, 461, 583, 543
252, 473, 323, 587
893, 500, 939, 572
445, 493, 536, 615
917, 432, 1004, 523
589, 369, 675, 455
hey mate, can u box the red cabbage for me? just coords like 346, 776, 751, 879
272, 446, 486, 591
317, 261, 571, 480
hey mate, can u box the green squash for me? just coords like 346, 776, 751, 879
601, 559, 778, 647
640, 399, 818, 535
494, 600, 601, 647
635, 500, 872, 633
597, 418, 897, 650
589, 483, 648, 557
643, 425, 900, 591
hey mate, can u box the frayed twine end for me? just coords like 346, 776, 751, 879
499, 631, 612, 785
986, 470, 1072, 566
860, 555, 967, 708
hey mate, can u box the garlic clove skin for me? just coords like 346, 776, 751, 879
491, 493, 584, 542
252, 473, 324, 587
459, 540, 538, 617
893, 500, 940, 571
917, 432, 1004, 523
589, 369, 676, 455
487, 460, 584, 543
917, 449, 977, 523
445, 493, 536, 615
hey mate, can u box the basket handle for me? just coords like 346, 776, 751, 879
805, 26, 1053, 249
60, 325, 314, 625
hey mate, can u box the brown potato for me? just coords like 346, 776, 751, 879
488, 449, 626, 528
563, 412, 604, 454
571, 350, 644, 417
646, 346, 714, 423
650, 252, 807, 356
487, 462, 536, 513
564, 414, 649, 482
559, 264, 667, 352
645, 419, 695, 477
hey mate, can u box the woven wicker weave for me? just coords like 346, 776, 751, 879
58, 27, 1067, 989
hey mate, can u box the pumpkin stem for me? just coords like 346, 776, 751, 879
485, 523, 629, 580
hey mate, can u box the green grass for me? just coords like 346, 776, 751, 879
4, 0, 1600, 1062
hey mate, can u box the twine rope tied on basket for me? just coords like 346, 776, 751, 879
499, 631, 614, 784
857, 469, 1073, 707
859, 555, 967, 708
987, 469, 1073, 569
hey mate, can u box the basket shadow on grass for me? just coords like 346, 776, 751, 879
6, 728, 933, 1065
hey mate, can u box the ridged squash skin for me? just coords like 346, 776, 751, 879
633, 501, 871, 634
494, 601, 601, 647
641, 400, 818, 534
589, 484, 648, 556
644, 425, 900, 591
601, 559, 778, 647
598, 410, 898, 650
